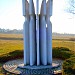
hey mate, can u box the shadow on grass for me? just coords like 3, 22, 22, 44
0, 50, 23, 62
0, 47, 73, 62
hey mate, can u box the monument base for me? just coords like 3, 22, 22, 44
3, 59, 62, 75
18, 63, 59, 75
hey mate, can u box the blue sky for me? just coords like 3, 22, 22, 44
0, 0, 75, 34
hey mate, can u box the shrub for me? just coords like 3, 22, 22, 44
0, 50, 23, 62
52, 47, 72, 59
63, 57, 75, 75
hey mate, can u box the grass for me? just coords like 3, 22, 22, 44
0, 33, 23, 38
0, 40, 23, 56
0, 63, 3, 75
0, 33, 74, 56
52, 40, 75, 51
0, 33, 75, 74
0, 34, 23, 74
63, 57, 75, 75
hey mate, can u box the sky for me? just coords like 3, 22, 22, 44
0, 0, 75, 34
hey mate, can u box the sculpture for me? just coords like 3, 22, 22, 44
22, 0, 53, 66
2, 1, 60, 75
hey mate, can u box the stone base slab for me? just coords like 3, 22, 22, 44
18, 63, 59, 75
3, 59, 62, 75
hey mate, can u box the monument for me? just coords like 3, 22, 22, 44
23, 0, 52, 66
20, 0, 57, 74
2, 0, 60, 74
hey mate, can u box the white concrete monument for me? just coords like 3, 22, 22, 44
2, 0, 60, 75
22, 0, 55, 74
23, 0, 52, 66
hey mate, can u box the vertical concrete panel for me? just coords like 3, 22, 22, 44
46, 0, 53, 16
36, 16, 40, 65
36, 0, 40, 65
46, 17, 52, 64
23, 17, 30, 65
22, 0, 26, 16
29, 0, 36, 66
29, 0, 35, 15
40, 16, 47, 65
22, 0, 30, 65
22, 0, 29, 16
29, 16, 36, 66
46, 0, 53, 64
40, 0, 47, 65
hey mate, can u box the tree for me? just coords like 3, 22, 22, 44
65, 0, 75, 14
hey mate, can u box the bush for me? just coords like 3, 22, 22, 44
63, 57, 75, 75
0, 47, 74, 75
0, 50, 23, 62
52, 47, 72, 59
52, 47, 75, 75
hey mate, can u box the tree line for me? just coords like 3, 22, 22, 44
0, 28, 23, 34
0, 28, 74, 36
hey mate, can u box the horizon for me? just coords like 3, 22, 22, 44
0, 0, 75, 34
0, 28, 75, 35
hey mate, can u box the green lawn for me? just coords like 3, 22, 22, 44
0, 33, 75, 74
53, 40, 75, 51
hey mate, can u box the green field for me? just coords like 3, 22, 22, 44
0, 33, 75, 74
53, 40, 75, 51
0, 33, 74, 56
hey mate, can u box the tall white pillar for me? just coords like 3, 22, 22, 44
40, 16, 47, 65
29, 0, 36, 66
40, 0, 47, 65
46, 0, 53, 64
36, 0, 40, 65
46, 17, 52, 64
23, 17, 30, 65
22, 0, 30, 65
